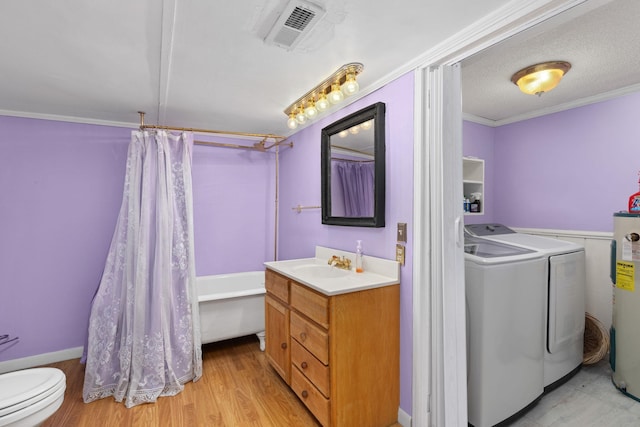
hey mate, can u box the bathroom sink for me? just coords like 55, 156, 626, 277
292, 264, 350, 279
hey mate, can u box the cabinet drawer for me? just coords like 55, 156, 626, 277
291, 339, 330, 398
265, 269, 289, 303
290, 282, 329, 328
290, 312, 329, 364
291, 366, 330, 427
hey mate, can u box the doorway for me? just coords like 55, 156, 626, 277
411, 0, 601, 425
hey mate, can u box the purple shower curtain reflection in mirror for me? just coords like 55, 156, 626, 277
332, 160, 375, 217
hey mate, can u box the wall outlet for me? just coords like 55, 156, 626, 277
396, 244, 405, 265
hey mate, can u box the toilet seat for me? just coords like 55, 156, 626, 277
0, 368, 66, 426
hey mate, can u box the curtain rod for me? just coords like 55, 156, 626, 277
137, 111, 292, 151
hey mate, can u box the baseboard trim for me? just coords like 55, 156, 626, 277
0, 347, 83, 374
398, 407, 412, 427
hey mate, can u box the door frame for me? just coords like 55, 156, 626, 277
411, 0, 590, 424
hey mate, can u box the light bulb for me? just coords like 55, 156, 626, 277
328, 82, 344, 104
511, 61, 571, 96
295, 107, 307, 124
287, 113, 298, 129
517, 69, 564, 95
304, 100, 318, 119
361, 120, 372, 130
349, 125, 360, 134
339, 130, 349, 138
316, 93, 329, 111
341, 72, 359, 96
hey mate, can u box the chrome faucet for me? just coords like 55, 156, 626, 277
328, 255, 352, 270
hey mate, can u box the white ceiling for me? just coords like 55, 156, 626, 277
1, 1, 638, 136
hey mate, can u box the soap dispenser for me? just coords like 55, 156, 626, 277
355, 240, 364, 273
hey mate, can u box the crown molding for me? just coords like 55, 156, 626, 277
463, 82, 640, 127
492, 82, 640, 126
0, 109, 137, 129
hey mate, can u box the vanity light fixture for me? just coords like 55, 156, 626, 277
511, 61, 571, 96
284, 63, 363, 129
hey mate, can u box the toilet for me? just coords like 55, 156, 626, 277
0, 368, 66, 427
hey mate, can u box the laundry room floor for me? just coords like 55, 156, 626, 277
510, 358, 640, 426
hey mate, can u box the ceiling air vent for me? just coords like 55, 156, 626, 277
264, 0, 326, 50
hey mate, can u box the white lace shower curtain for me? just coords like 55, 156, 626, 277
83, 130, 202, 408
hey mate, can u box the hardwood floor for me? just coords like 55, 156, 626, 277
41, 336, 321, 426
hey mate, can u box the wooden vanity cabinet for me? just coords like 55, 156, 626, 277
264, 268, 400, 427
265, 270, 291, 383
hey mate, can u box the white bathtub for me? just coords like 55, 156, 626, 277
197, 271, 266, 350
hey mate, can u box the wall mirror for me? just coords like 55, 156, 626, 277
321, 102, 385, 227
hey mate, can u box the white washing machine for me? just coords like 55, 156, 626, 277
465, 234, 547, 427
466, 224, 586, 390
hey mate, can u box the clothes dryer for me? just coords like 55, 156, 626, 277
464, 235, 547, 427
466, 224, 586, 389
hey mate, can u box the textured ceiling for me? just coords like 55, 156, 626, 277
0, 1, 638, 136
462, 0, 640, 125
0, 0, 509, 136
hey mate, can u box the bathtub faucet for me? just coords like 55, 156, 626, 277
328, 255, 352, 270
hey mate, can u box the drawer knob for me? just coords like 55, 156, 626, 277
301, 390, 309, 399
281, 342, 287, 350
301, 361, 308, 369
300, 332, 307, 341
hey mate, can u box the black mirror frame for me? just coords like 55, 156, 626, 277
321, 102, 386, 227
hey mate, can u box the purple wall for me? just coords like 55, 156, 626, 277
493, 91, 640, 232
277, 72, 415, 414
463, 120, 495, 224
0, 116, 130, 362
191, 135, 275, 275
0, 117, 274, 362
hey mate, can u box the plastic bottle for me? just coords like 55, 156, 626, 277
629, 171, 640, 213
355, 240, 364, 273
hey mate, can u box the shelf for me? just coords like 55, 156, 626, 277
463, 157, 484, 215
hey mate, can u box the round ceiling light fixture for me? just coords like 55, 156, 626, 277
510, 61, 571, 96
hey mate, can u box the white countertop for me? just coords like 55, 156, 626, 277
264, 246, 400, 296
